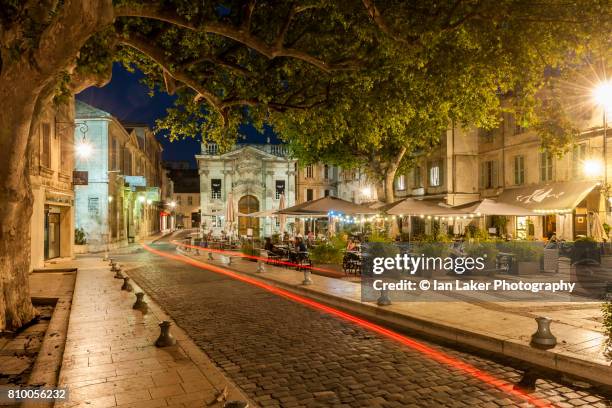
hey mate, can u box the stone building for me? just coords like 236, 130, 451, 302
197, 142, 296, 237
73, 101, 164, 251
168, 168, 200, 229
394, 106, 607, 240
29, 98, 76, 269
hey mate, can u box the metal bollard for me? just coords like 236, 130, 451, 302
208, 252, 214, 261
530, 317, 556, 349
121, 276, 133, 292
377, 289, 392, 306
224, 401, 249, 408
113, 264, 124, 279
302, 270, 313, 285
256, 261, 265, 273
155, 321, 177, 347
132, 292, 148, 312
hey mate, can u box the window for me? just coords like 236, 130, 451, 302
413, 166, 423, 188
110, 137, 117, 170
514, 156, 525, 185
88, 197, 99, 215
572, 143, 587, 178
187, 196, 193, 206
306, 188, 314, 201
305, 165, 313, 179
176, 196, 182, 205
539, 151, 553, 182
275, 180, 285, 199
60, 128, 72, 174
428, 160, 443, 187
324, 165, 330, 180
514, 121, 526, 135
396, 174, 406, 191
324, 189, 330, 197
480, 160, 498, 189
123, 148, 132, 176
211, 215, 222, 227
211, 179, 222, 199
41, 123, 51, 168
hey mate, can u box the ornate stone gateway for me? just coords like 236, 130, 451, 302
238, 195, 260, 236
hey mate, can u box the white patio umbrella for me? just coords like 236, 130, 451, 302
590, 212, 608, 242
225, 191, 235, 239
278, 193, 286, 235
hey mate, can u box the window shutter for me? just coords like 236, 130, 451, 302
492, 161, 498, 187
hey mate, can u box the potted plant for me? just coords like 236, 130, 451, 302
497, 241, 541, 275
240, 241, 259, 261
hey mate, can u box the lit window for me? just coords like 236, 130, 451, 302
211, 179, 222, 199
396, 174, 406, 191
428, 160, 443, 187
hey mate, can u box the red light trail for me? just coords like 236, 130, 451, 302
142, 243, 553, 408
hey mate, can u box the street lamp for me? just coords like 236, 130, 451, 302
138, 195, 146, 203
169, 201, 176, 208
583, 159, 604, 178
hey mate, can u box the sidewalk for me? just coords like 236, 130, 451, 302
54, 255, 253, 408
177, 245, 612, 387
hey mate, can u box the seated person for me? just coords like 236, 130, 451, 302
264, 237, 281, 256
346, 238, 357, 252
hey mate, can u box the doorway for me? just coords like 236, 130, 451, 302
44, 206, 61, 260
238, 195, 259, 236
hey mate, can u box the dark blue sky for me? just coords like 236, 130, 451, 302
77, 63, 278, 167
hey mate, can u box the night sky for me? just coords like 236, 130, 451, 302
77, 63, 278, 167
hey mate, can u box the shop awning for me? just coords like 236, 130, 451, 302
452, 199, 536, 216
385, 198, 470, 216
496, 180, 600, 212
277, 196, 377, 216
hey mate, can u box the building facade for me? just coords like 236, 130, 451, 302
29, 98, 76, 270
197, 142, 296, 237
393, 107, 607, 240
168, 167, 200, 229
74, 101, 164, 251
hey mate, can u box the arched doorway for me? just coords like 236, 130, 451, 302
238, 195, 259, 236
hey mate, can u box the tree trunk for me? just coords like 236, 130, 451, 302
0, 85, 42, 331
0, 0, 114, 331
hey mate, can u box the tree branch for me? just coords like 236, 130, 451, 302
361, 0, 418, 46
118, 35, 228, 125
114, 3, 348, 73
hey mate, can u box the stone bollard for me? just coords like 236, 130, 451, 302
227, 256, 232, 266
377, 289, 392, 306
256, 261, 265, 273
302, 270, 313, 285
155, 321, 177, 347
121, 276, 133, 292
108, 258, 114, 266
224, 401, 249, 408
132, 292, 148, 312
530, 317, 556, 349
208, 252, 214, 261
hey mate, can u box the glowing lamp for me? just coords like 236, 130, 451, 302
583, 159, 603, 178
593, 81, 612, 111
75, 141, 93, 158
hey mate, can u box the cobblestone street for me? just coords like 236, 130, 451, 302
118, 241, 612, 408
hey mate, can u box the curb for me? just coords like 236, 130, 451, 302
183, 250, 612, 388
